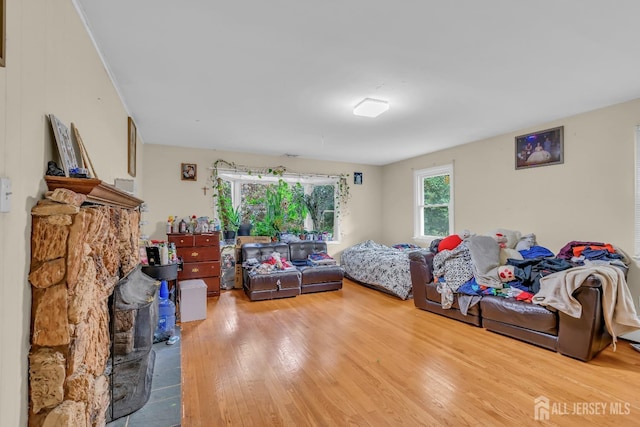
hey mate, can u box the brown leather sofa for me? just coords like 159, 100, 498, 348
409, 251, 612, 361
241, 241, 343, 301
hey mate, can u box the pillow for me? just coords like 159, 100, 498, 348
438, 234, 462, 252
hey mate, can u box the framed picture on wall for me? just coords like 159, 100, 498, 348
181, 163, 197, 181
354, 172, 363, 185
128, 117, 137, 177
515, 126, 564, 170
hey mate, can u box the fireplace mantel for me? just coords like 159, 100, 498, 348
45, 176, 143, 209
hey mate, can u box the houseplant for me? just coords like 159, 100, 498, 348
217, 188, 240, 240
237, 204, 253, 236
222, 203, 240, 241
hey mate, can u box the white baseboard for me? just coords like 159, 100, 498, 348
621, 330, 640, 343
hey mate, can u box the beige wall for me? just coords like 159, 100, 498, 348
382, 98, 640, 329
142, 144, 383, 259
0, 1, 138, 425
3, 1, 640, 423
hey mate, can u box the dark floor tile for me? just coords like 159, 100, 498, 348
107, 328, 181, 427
127, 395, 181, 426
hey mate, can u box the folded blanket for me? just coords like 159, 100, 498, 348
465, 235, 502, 288
308, 252, 336, 265
533, 262, 640, 348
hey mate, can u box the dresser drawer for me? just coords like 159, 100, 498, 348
178, 261, 221, 279
195, 233, 219, 247
168, 234, 194, 247
177, 246, 220, 262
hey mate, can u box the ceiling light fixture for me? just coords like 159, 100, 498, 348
353, 98, 389, 118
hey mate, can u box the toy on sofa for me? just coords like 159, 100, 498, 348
490, 232, 523, 265
493, 233, 508, 248
516, 233, 537, 252
498, 265, 515, 282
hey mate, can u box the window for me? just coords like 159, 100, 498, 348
634, 126, 640, 258
219, 172, 341, 240
414, 164, 454, 239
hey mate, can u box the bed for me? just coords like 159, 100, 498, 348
340, 240, 428, 300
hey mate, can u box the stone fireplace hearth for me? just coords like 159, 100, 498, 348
28, 184, 144, 427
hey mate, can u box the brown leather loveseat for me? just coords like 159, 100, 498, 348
409, 252, 612, 361
241, 241, 343, 301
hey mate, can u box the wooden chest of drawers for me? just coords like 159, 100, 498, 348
167, 233, 221, 296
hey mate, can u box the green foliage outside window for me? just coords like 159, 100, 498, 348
304, 185, 335, 233
423, 174, 450, 237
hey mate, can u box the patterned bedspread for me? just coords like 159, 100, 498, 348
341, 240, 426, 300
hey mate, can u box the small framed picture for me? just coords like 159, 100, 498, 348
181, 163, 197, 181
354, 172, 363, 185
515, 126, 564, 170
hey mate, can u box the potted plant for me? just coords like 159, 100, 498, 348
217, 190, 240, 241
237, 205, 253, 236
222, 204, 240, 241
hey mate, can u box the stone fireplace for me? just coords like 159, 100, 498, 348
28, 182, 146, 427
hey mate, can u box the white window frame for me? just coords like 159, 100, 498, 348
413, 164, 454, 240
634, 125, 640, 258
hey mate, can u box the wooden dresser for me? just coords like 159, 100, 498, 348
167, 232, 221, 296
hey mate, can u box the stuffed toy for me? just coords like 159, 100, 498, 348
493, 233, 507, 248
487, 228, 522, 249
458, 229, 474, 240
498, 265, 516, 283
516, 233, 537, 252
492, 233, 523, 264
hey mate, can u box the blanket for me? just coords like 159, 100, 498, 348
533, 262, 640, 348
465, 235, 503, 288
341, 240, 423, 300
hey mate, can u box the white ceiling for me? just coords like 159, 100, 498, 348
75, 1, 640, 166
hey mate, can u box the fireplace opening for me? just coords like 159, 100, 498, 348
106, 265, 159, 422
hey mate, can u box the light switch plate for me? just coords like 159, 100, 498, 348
0, 178, 12, 213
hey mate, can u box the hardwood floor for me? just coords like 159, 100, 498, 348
181, 279, 640, 426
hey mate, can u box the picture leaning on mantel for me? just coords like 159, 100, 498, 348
515, 126, 564, 170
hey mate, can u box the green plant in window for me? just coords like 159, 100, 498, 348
216, 182, 241, 233
210, 159, 350, 238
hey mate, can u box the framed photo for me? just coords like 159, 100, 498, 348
49, 114, 80, 177
353, 172, 363, 185
515, 126, 564, 170
128, 117, 136, 177
181, 163, 197, 181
